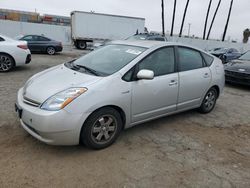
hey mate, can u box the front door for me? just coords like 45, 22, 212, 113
131, 47, 179, 123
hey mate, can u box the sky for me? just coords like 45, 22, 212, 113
0, 0, 249, 41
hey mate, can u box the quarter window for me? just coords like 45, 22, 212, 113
138, 47, 175, 77
202, 52, 214, 66
0, 37, 4, 42
178, 47, 204, 72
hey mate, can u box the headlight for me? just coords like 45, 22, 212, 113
41, 88, 87, 111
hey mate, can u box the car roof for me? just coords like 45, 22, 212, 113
111, 40, 177, 48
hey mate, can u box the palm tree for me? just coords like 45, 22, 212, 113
161, 0, 165, 36
171, 0, 177, 36
206, 0, 221, 40
179, 0, 190, 37
222, 0, 234, 41
203, 0, 213, 40
243, 29, 250, 43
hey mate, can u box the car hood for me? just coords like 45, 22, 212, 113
23, 64, 103, 103
224, 60, 250, 73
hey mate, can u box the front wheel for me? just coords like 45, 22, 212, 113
81, 107, 122, 150
198, 88, 218, 114
47, 47, 56, 55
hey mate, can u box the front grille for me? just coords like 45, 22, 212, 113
24, 122, 40, 136
23, 96, 41, 107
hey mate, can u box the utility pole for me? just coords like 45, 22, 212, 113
203, 0, 212, 40
179, 0, 190, 37
171, 0, 177, 36
188, 23, 191, 37
222, 0, 234, 41
206, 0, 221, 40
161, 0, 165, 36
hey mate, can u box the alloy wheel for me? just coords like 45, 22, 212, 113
91, 115, 117, 145
0, 54, 13, 72
47, 47, 55, 55
204, 90, 216, 111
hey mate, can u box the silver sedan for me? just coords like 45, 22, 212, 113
15, 40, 225, 149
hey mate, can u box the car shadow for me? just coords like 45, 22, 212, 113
225, 83, 250, 91
31, 109, 198, 153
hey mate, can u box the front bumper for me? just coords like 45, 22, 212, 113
15, 88, 89, 145
225, 70, 250, 86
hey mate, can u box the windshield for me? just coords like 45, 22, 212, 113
239, 51, 250, 61
214, 48, 228, 53
73, 44, 147, 76
126, 35, 148, 41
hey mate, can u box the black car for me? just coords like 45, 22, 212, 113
224, 51, 250, 86
18, 35, 63, 55
210, 47, 241, 63
126, 33, 167, 42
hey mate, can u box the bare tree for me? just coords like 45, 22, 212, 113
161, 0, 165, 36
206, 0, 221, 40
243, 29, 250, 43
171, 0, 177, 36
203, 0, 212, 40
222, 0, 234, 41
179, 0, 190, 37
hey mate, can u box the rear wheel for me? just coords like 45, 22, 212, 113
77, 41, 87, 50
198, 88, 218, 114
0, 53, 14, 72
47, 46, 56, 55
81, 107, 122, 150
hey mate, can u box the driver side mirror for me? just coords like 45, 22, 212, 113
137, 69, 154, 80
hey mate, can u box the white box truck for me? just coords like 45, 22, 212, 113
71, 11, 145, 49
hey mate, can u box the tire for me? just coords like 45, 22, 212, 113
81, 107, 123, 150
46, 46, 56, 55
0, 53, 15, 72
198, 88, 218, 114
77, 41, 87, 50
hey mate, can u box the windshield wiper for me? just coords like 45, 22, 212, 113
72, 63, 100, 76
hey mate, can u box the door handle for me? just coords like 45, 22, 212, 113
169, 80, 178, 86
203, 73, 210, 78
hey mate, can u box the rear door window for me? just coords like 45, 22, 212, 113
178, 47, 204, 72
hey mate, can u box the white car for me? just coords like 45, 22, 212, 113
0, 34, 31, 72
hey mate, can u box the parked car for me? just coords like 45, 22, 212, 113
126, 33, 167, 42
0, 34, 31, 72
15, 41, 224, 149
210, 47, 241, 63
224, 50, 250, 86
17, 35, 63, 55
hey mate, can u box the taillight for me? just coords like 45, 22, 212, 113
17, 44, 28, 50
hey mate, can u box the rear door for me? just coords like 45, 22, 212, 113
21, 35, 36, 51
36, 36, 51, 52
130, 47, 179, 123
177, 46, 211, 110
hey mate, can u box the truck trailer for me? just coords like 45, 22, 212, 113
71, 11, 145, 49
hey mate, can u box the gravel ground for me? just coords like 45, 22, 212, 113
0, 49, 250, 188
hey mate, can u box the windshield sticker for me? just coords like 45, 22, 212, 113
126, 49, 142, 55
